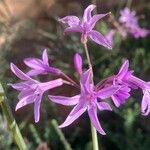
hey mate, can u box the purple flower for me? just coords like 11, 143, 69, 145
49, 69, 119, 135
128, 76, 150, 115
119, 7, 138, 27
9, 63, 64, 122
24, 49, 61, 76
119, 7, 149, 38
107, 59, 150, 115
59, 4, 112, 49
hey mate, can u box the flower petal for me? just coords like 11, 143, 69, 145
89, 30, 112, 49
88, 106, 106, 135
80, 69, 92, 93
59, 16, 80, 27
24, 58, 44, 70
10, 63, 31, 80
39, 78, 63, 91
74, 53, 83, 74
97, 86, 120, 99
48, 95, 80, 106
90, 13, 110, 29
83, 4, 96, 22
117, 60, 129, 80
34, 95, 42, 123
59, 103, 86, 128
27, 69, 46, 76
15, 95, 35, 111
8, 82, 28, 91
97, 102, 112, 111
141, 91, 150, 116
64, 26, 82, 33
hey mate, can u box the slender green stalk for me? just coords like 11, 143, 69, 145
0, 83, 27, 150
83, 43, 99, 150
51, 119, 72, 150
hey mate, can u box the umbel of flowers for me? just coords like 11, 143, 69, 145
10, 4, 150, 148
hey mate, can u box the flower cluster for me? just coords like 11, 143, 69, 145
119, 7, 149, 38
10, 50, 150, 134
9, 4, 150, 135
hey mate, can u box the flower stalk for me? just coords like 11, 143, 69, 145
0, 83, 27, 150
83, 42, 99, 150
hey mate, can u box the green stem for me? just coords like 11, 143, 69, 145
0, 83, 27, 150
83, 43, 99, 150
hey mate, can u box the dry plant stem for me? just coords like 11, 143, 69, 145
83, 42, 99, 150
0, 83, 27, 150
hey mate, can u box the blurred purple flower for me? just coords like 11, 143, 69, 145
24, 49, 61, 76
49, 69, 119, 135
119, 7, 149, 38
59, 4, 112, 49
9, 63, 63, 122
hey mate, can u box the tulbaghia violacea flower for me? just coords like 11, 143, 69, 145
119, 7, 149, 38
9, 63, 64, 122
128, 76, 150, 115
24, 49, 61, 76
59, 4, 112, 49
103, 60, 150, 115
49, 69, 119, 135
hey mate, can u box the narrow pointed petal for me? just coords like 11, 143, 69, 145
18, 89, 34, 100
59, 103, 86, 128
34, 95, 42, 123
27, 69, 45, 76
129, 75, 147, 89
97, 86, 120, 99
10, 63, 31, 80
97, 102, 112, 111
64, 26, 82, 33
111, 95, 121, 107
88, 107, 106, 135
83, 4, 96, 22
24, 58, 44, 70
90, 13, 110, 29
141, 91, 150, 116
89, 30, 112, 49
74, 53, 83, 74
48, 95, 80, 106
8, 82, 28, 91
117, 60, 129, 80
15, 95, 35, 111
80, 69, 92, 93
42, 49, 49, 65
39, 78, 63, 91
59, 16, 80, 27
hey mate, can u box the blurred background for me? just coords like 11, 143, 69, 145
0, 0, 150, 149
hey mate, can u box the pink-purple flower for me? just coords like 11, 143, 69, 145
119, 7, 149, 38
48, 54, 119, 135
9, 63, 64, 122
24, 49, 61, 76
59, 4, 112, 49
49, 69, 119, 135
